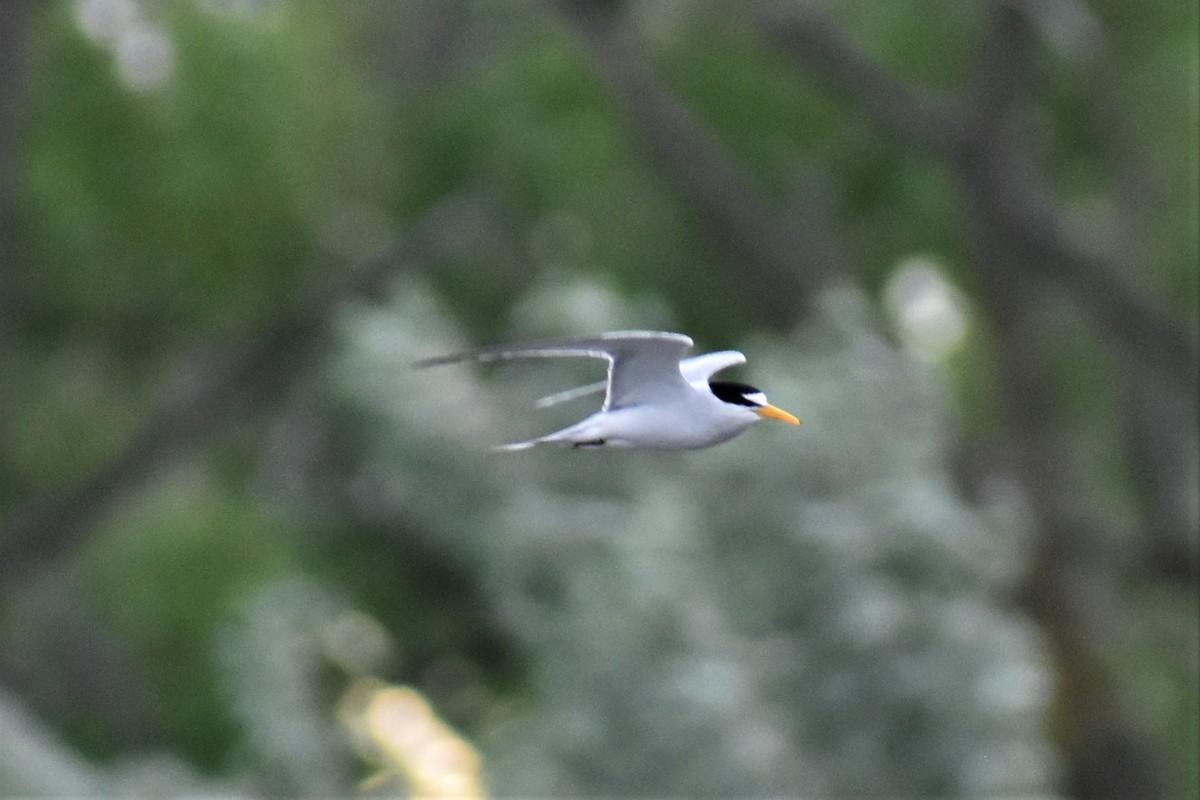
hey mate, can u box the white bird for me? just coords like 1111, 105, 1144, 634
413, 330, 800, 451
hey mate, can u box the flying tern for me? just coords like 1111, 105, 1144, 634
414, 330, 800, 450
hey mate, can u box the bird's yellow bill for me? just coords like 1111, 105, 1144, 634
755, 404, 801, 425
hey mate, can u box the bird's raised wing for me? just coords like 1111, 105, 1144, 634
414, 330, 694, 409
679, 350, 746, 383
598, 332, 694, 408
535, 348, 745, 409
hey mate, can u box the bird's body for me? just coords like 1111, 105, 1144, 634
414, 330, 799, 451
502, 384, 754, 450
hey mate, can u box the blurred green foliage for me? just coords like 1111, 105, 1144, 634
18, 2, 390, 347
82, 481, 296, 766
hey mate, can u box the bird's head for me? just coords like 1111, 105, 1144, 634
708, 381, 801, 424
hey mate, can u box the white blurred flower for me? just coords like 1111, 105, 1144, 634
115, 23, 175, 93
885, 256, 970, 362
73, 0, 137, 43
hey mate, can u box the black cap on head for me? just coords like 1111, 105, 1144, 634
708, 380, 765, 407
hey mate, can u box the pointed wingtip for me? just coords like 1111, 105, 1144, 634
491, 440, 539, 453
534, 379, 609, 409
412, 353, 461, 369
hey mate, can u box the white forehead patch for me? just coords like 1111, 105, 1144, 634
744, 391, 767, 407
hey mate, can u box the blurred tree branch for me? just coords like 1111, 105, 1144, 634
0, 0, 35, 342
956, 2, 1198, 587
987, 294, 1171, 799
0, 569, 161, 755
755, 3, 1186, 796
761, 2, 1198, 398
549, 0, 845, 329
0, 195, 482, 583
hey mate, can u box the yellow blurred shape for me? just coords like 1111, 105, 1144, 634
339, 678, 486, 799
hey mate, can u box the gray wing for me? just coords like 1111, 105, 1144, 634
679, 350, 746, 383
534, 380, 608, 408
414, 330, 694, 409
413, 338, 611, 369
599, 332, 695, 408
536, 348, 745, 408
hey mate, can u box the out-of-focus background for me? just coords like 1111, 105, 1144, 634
0, 1, 1196, 797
